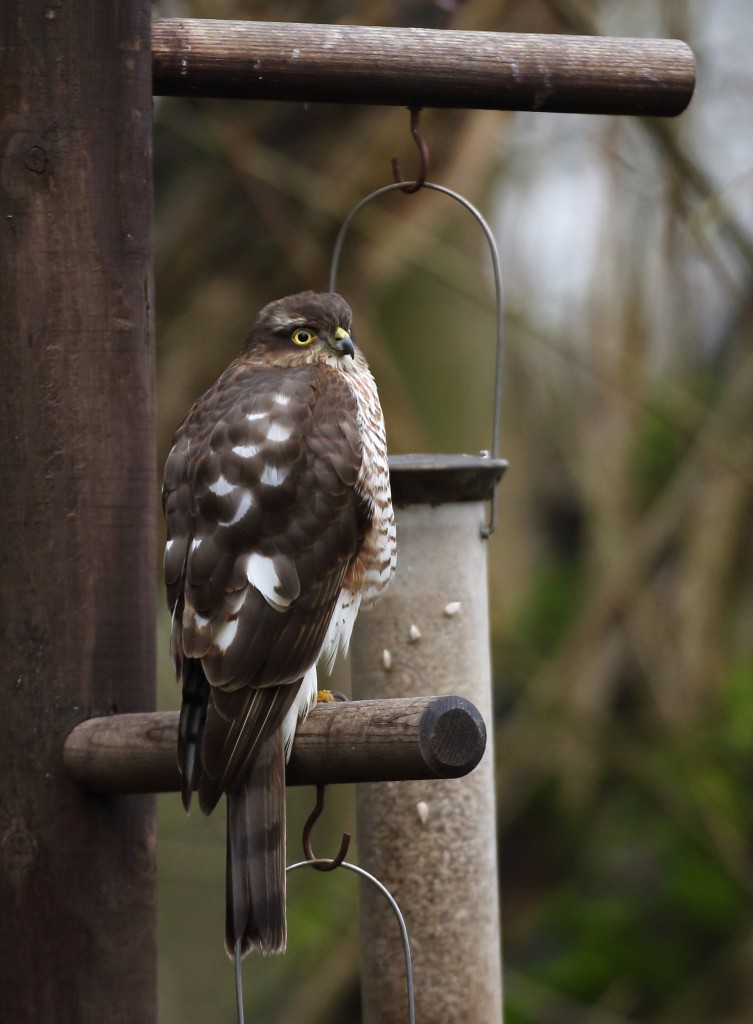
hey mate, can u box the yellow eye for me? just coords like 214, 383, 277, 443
292, 328, 316, 346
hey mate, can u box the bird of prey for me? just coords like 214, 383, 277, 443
162, 291, 396, 957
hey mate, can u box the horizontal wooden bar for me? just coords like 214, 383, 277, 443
63, 695, 486, 794
152, 19, 695, 117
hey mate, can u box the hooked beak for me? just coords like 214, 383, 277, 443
330, 326, 355, 359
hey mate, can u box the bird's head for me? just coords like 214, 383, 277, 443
244, 291, 358, 368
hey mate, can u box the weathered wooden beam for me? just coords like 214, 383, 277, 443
0, 3, 156, 1022
152, 19, 695, 117
63, 696, 486, 794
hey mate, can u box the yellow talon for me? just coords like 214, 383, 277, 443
316, 689, 338, 703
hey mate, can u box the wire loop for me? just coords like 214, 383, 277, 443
234, 859, 416, 1024
287, 860, 416, 1024
328, 181, 505, 537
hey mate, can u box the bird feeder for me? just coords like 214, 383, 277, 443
352, 455, 506, 1024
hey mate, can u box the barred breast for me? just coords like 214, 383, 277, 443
351, 359, 396, 605
318, 351, 396, 669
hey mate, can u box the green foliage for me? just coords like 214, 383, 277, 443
501, 655, 753, 1024
719, 660, 753, 757
516, 561, 585, 659
504, 752, 753, 1022
628, 404, 691, 512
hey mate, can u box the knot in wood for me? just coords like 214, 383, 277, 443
23, 146, 48, 174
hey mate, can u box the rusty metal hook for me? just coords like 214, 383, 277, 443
302, 783, 351, 871
391, 107, 429, 193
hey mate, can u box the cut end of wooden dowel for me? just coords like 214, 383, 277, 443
417, 695, 487, 778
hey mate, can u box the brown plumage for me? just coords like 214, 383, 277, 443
162, 292, 396, 956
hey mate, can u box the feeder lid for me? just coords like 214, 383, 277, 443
388, 453, 507, 506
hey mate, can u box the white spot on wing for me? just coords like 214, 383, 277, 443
246, 411, 265, 422
223, 491, 253, 525
381, 649, 393, 671
246, 552, 291, 609
193, 612, 210, 628
274, 393, 291, 406
165, 539, 174, 551
260, 464, 289, 486
190, 538, 201, 552
215, 619, 238, 652
267, 422, 292, 443
232, 443, 261, 458
444, 601, 462, 618
208, 475, 234, 496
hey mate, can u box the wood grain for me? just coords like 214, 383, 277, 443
152, 18, 695, 116
0, 4, 156, 1022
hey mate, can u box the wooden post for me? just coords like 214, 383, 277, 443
0, 4, 156, 1024
351, 456, 506, 1024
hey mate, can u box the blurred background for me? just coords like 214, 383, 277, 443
152, 1, 753, 1021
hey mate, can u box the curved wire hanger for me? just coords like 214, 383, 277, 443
234, 860, 415, 1024
328, 110, 505, 537
287, 860, 415, 1024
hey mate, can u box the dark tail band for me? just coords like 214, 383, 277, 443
225, 729, 287, 956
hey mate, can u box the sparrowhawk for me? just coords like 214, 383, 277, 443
162, 291, 396, 956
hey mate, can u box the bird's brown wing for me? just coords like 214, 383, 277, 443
163, 359, 370, 811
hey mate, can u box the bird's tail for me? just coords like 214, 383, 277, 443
178, 658, 209, 812
226, 728, 287, 957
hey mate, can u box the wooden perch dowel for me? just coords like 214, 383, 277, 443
152, 19, 695, 117
63, 695, 486, 795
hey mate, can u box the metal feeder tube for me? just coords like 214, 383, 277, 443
352, 454, 506, 1024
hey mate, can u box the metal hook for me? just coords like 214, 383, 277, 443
302, 784, 351, 871
391, 107, 429, 194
